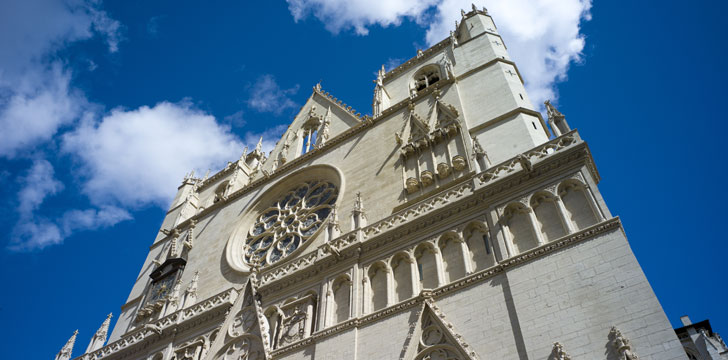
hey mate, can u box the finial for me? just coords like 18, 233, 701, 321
472, 3, 478, 12
461, 9, 466, 16
314, 82, 321, 91
255, 136, 263, 152
240, 146, 248, 160
55, 330, 78, 360
354, 192, 364, 212
417, 49, 424, 58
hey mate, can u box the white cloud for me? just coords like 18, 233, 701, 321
287, 0, 438, 35
285, 0, 591, 106
9, 159, 131, 251
247, 75, 299, 115
0, 0, 122, 158
60, 206, 132, 235
16, 159, 64, 217
0, 64, 86, 158
62, 101, 245, 208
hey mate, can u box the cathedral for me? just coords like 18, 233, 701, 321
57, 6, 691, 360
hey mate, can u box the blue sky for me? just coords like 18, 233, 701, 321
0, 0, 726, 358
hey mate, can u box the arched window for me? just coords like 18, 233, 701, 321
368, 263, 389, 312
391, 253, 415, 302
439, 233, 467, 282
504, 203, 539, 254
331, 276, 351, 324
464, 222, 495, 271
415, 244, 440, 290
531, 192, 567, 242
559, 181, 599, 230
412, 65, 441, 93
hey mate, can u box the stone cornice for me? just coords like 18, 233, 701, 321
77, 288, 238, 360
257, 131, 597, 294
466, 106, 548, 139
382, 38, 452, 83
269, 217, 622, 357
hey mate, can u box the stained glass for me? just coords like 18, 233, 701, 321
243, 180, 338, 266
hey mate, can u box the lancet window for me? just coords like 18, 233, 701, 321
413, 65, 441, 92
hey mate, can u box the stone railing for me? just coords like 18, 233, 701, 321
75, 288, 238, 360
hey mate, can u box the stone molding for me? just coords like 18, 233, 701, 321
312, 84, 364, 120
269, 216, 621, 357
255, 131, 595, 293
76, 288, 237, 360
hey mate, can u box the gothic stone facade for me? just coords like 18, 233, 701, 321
64, 7, 688, 360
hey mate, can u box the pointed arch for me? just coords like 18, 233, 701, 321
503, 202, 540, 254
530, 191, 568, 242
559, 180, 600, 230
331, 274, 352, 324
414, 242, 442, 290
367, 261, 390, 312
463, 221, 495, 271
438, 232, 468, 282
391, 252, 417, 303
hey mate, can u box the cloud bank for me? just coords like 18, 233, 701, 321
286, 0, 592, 105
63, 101, 245, 209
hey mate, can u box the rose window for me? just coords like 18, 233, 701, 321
244, 180, 338, 266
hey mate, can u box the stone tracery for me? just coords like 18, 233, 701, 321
244, 180, 339, 267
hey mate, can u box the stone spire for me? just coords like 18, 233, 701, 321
254, 136, 262, 151
326, 203, 341, 242
55, 330, 78, 360
316, 107, 331, 148
351, 192, 367, 230
183, 271, 199, 308
165, 279, 183, 315
85, 313, 112, 354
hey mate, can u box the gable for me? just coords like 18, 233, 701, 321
259, 85, 362, 174
400, 300, 480, 360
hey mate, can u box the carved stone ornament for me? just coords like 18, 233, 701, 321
277, 295, 316, 348
219, 336, 263, 360
406, 177, 420, 194
174, 336, 209, 360
610, 326, 640, 360
551, 342, 571, 360
400, 301, 480, 360
244, 180, 338, 267
228, 308, 258, 338
420, 170, 435, 187
437, 162, 451, 179
451, 155, 467, 171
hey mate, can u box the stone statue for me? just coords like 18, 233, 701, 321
544, 100, 571, 136
610, 327, 640, 360
450, 30, 459, 47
